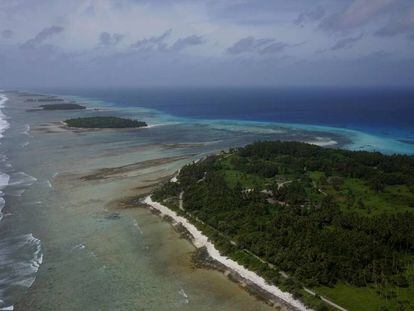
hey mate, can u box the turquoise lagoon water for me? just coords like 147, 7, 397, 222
54, 88, 414, 155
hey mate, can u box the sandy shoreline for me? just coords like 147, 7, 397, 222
144, 196, 310, 311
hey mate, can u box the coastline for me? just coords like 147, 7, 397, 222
144, 196, 310, 311
0, 92, 44, 311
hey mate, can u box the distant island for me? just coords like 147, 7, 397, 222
40, 103, 86, 110
64, 116, 148, 128
26, 97, 65, 102
26, 103, 87, 112
152, 141, 414, 311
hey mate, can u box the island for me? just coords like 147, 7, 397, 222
26, 103, 87, 112
39, 103, 86, 110
151, 141, 414, 311
64, 116, 148, 129
26, 97, 65, 102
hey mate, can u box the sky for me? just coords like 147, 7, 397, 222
0, 0, 413, 88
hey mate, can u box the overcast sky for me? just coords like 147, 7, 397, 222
0, 0, 413, 88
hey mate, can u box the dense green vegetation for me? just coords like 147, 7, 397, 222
64, 116, 147, 128
39, 103, 86, 110
153, 141, 414, 310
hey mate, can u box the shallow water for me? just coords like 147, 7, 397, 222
46, 87, 414, 155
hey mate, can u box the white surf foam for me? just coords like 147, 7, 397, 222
44, 180, 53, 189
22, 124, 30, 136
133, 220, 144, 235
0, 94, 9, 141
8, 172, 37, 187
0, 94, 43, 309
71, 243, 86, 251
0, 95, 10, 222
0, 197, 5, 222
178, 288, 189, 304
145, 123, 170, 129
0, 234, 43, 309
6, 172, 37, 196
305, 137, 337, 147
0, 173, 10, 189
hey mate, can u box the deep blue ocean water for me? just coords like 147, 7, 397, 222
43, 87, 414, 154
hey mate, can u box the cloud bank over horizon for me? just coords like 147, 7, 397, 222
0, 0, 413, 88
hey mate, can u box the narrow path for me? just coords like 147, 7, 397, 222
303, 288, 347, 311
179, 192, 184, 211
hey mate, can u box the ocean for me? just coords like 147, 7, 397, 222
46, 87, 414, 155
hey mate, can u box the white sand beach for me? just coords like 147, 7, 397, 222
144, 196, 310, 311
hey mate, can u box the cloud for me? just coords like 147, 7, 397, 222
226, 36, 257, 54
358, 50, 391, 61
294, 6, 325, 26
330, 33, 364, 50
227, 36, 290, 55
130, 30, 204, 53
169, 35, 204, 51
21, 25, 64, 49
320, 0, 396, 32
259, 42, 288, 54
316, 33, 364, 53
99, 32, 124, 46
1, 29, 13, 39
375, 7, 414, 39
0, 0, 413, 88
130, 29, 171, 52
